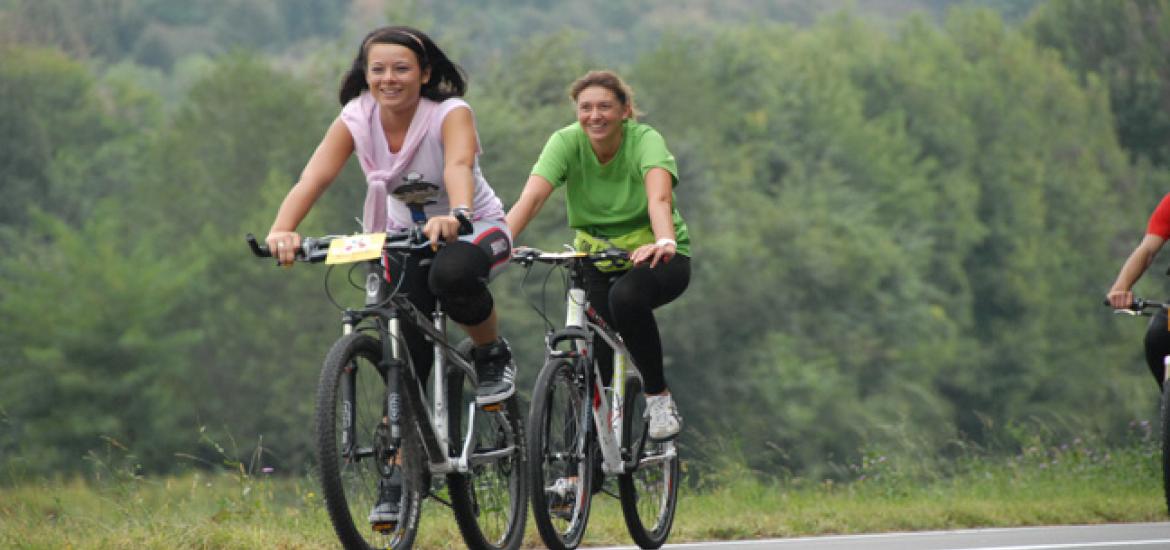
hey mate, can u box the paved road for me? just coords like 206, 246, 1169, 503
588, 523, 1170, 550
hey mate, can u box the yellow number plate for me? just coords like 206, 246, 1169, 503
325, 233, 385, 264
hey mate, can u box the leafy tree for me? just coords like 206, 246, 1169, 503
1028, 0, 1170, 167
0, 45, 148, 228
0, 206, 205, 474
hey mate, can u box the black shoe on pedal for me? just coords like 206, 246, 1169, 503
368, 475, 402, 525
473, 338, 517, 405
591, 453, 605, 494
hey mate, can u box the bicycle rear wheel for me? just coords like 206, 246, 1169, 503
447, 341, 528, 550
618, 377, 679, 549
528, 358, 595, 550
316, 333, 426, 550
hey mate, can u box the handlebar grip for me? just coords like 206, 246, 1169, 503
454, 211, 474, 236
246, 233, 271, 258
247, 233, 310, 264
1102, 297, 1142, 310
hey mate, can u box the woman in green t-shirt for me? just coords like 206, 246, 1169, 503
506, 70, 691, 441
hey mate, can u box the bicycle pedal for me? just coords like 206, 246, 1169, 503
371, 520, 398, 533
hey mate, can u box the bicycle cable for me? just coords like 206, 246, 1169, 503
518, 258, 558, 333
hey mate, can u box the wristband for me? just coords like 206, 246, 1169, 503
655, 238, 677, 248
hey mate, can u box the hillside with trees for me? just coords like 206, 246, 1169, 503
2, 0, 1168, 482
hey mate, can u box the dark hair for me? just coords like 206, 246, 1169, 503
338, 26, 467, 106
569, 70, 641, 120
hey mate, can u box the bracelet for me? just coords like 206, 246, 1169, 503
451, 206, 474, 220
655, 238, 677, 248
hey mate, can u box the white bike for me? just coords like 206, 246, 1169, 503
512, 247, 680, 550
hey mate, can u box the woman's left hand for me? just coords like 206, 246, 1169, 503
630, 241, 675, 268
424, 215, 462, 250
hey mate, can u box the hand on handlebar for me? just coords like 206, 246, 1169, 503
424, 215, 462, 251
266, 230, 302, 266
1106, 289, 1135, 309
629, 241, 675, 268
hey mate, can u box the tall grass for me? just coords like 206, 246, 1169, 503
2, 425, 1165, 548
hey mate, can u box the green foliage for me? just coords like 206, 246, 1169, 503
0, 0, 349, 69
0, 205, 205, 473
1028, 0, 1170, 168
0, 45, 145, 227
1, 0, 1167, 487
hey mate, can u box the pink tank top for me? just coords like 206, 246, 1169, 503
340, 92, 505, 232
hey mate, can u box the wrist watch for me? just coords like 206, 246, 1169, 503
451, 206, 474, 220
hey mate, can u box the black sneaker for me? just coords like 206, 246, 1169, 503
591, 452, 606, 494
473, 338, 517, 405
368, 474, 402, 525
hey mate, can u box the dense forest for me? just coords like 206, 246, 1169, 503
3, 0, 1170, 483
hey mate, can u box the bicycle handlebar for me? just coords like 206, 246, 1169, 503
509, 246, 630, 267
246, 223, 471, 265
1103, 297, 1169, 315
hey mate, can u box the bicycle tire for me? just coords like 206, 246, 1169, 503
1162, 381, 1170, 515
447, 341, 528, 550
316, 333, 426, 550
618, 377, 679, 549
528, 357, 595, 550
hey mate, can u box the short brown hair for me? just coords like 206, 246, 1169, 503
569, 70, 641, 120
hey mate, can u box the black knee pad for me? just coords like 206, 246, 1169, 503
445, 292, 494, 325
430, 242, 493, 325
429, 242, 490, 294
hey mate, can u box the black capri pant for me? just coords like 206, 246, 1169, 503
583, 254, 691, 395
1145, 307, 1170, 389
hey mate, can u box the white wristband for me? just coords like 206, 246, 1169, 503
655, 238, 677, 248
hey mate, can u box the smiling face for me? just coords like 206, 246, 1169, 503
365, 42, 430, 114
576, 85, 629, 145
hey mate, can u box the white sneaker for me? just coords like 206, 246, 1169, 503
644, 394, 682, 441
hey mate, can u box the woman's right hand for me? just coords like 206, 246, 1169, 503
1107, 288, 1134, 309
265, 230, 302, 266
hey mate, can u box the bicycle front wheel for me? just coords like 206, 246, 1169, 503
618, 377, 679, 549
316, 333, 426, 550
528, 358, 595, 550
1162, 381, 1170, 515
447, 341, 528, 550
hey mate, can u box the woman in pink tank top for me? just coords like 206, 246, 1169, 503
263, 27, 517, 436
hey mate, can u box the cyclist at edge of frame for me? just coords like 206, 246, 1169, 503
1106, 192, 1170, 389
505, 69, 692, 442
263, 25, 517, 523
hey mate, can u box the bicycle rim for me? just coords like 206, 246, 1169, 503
618, 377, 679, 549
448, 357, 528, 550
316, 333, 424, 550
528, 358, 594, 550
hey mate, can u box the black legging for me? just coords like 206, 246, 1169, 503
583, 255, 691, 395
383, 241, 494, 382
1145, 307, 1170, 389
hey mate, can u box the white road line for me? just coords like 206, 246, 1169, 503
585, 529, 1170, 550
936, 541, 1170, 550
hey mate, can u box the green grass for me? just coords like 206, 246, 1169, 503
2, 437, 1166, 549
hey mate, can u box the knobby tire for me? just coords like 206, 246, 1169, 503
618, 377, 679, 549
316, 333, 426, 550
528, 358, 595, 550
446, 341, 528, 550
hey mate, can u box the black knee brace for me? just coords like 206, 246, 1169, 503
429, 242, 494, 325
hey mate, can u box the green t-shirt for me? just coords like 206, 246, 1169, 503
531, 119, 691, 257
